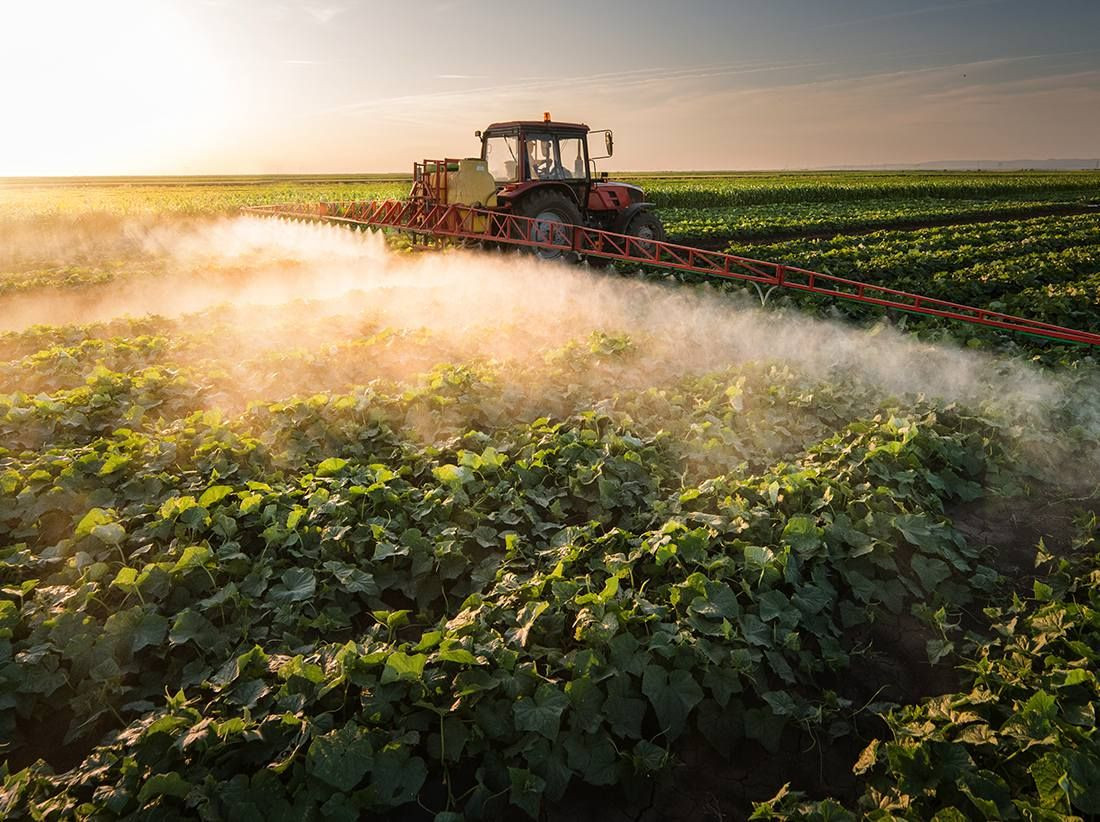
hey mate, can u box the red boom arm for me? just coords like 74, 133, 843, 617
242, 200, 1100, 348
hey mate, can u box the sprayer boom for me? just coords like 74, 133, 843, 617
242, 199, 1100, 348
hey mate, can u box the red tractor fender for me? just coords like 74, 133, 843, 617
495, 181, 581, 211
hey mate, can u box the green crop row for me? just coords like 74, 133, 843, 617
634, 173, 1100, 209
0, 182, 409, 218
723, 214, 1100, 346
738, 212, 1100, 258
4, 171, 1099, 218
661, 197, 1098, 242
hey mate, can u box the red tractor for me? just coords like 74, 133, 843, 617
410, 114, 665, 261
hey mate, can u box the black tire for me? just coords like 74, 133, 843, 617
625, 210, 666, 257
514, 189, 583, 262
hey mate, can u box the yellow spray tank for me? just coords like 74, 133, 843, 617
414, 158, 498, 233
446, 159, 498, 209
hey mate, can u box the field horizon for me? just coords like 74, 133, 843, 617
4, 167, 1100, 188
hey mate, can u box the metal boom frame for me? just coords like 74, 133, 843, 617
242, 199, 1100, 347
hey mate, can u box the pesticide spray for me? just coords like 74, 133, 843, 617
0, 214, 1097, 490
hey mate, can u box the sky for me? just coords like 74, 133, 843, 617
0, 0, 1098, 175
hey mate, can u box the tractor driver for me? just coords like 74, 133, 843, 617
528, 138, 560, 180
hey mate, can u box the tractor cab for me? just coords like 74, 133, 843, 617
476, 114, 660, 241
478, 118, 599, 207
480, 119, 607, 181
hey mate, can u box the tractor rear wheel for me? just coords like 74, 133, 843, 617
514, 190, 582, 262
625, 211, 666, 256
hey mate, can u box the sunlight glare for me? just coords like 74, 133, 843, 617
0, 1, 230, 175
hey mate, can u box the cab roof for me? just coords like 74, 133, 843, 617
484, 120, 589, 133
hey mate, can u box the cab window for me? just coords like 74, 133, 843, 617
484, 135, 519, 182
524, 133, 586, 181
557, 137, 586, 179
525, 132, 555, 180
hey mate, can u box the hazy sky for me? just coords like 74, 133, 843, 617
1, 0, 1098, 174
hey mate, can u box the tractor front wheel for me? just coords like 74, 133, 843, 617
514, 190, 582, 262
625, 211, 666, 257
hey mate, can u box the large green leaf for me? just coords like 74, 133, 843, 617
169, 609, 219, 647
75, 507, 115, 540
172, 544, 213, 574
508, 601, 549, 648
133, 611, 169, 651
757, 589, 791, 622
910, 555, 952, 594
137, 771, 191, 804
508, 768, 547, 819
641, 665, 703, 738
268, 568, 316, 604
306, 723, 374, 791
1064, 750, 1100, 814
563, 733, 619, 786
198, 485, 234, 507
514, 683, 569, 740
782, 515, 824, 556
368, 746, 427, 807
317, 457, 349, 476
381, 651, 427, 684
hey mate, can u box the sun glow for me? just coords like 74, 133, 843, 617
0, 1, 231, 176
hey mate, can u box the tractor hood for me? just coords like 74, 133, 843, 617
619, 183, 645, 204
593, 181, 646, 204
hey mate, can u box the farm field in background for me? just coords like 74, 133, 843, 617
1, 172, 1100, 820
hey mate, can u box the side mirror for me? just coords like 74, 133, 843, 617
588, 130, 613, 160
474, 130, 482, 139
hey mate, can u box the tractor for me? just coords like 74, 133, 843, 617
408, 113, 665, 260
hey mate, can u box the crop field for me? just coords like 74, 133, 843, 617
1, 172, 1100, 820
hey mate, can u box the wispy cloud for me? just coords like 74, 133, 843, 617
437, 74, 486, 80
332, 58, 831, 115
303, 4, 347, 24
817, 0, 1009, 30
